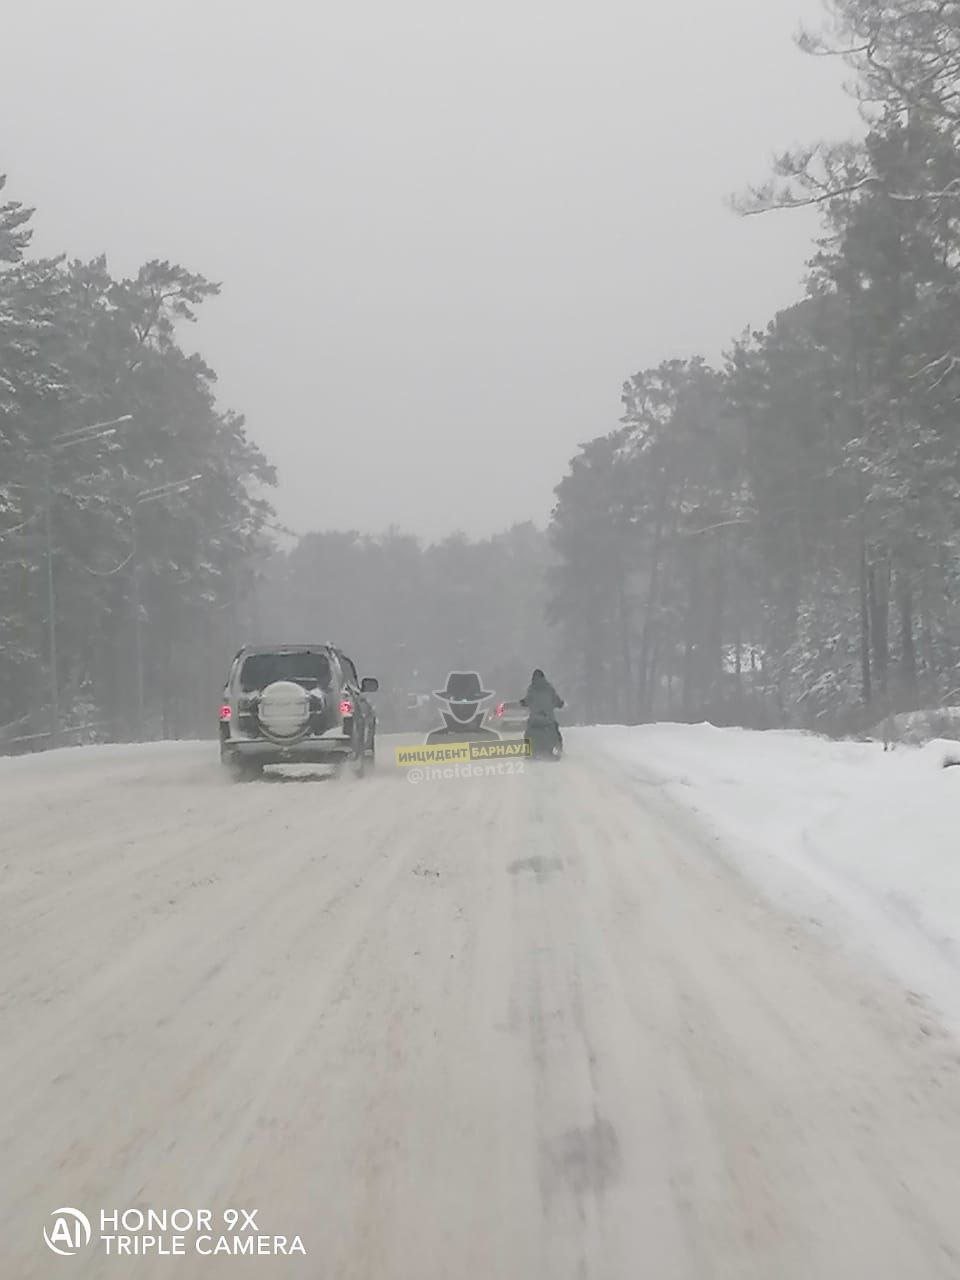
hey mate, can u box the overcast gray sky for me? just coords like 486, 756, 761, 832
3, 0, 858, 541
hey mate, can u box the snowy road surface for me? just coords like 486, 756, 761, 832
5, 734, 960, 1278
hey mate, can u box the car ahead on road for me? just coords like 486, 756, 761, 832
219, 644, 378, 780
491, 700, 527, 736
492, 697, 566, 758
405, 692, 437, 734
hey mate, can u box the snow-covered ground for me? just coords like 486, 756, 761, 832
6, 735, 960, 1277
591, 723, 960, 1028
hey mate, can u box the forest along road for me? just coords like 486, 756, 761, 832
4, 735, 960, 1280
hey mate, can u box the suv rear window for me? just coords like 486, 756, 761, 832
239, 651, 333, 692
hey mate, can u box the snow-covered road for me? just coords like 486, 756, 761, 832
5, 734, 960, 1278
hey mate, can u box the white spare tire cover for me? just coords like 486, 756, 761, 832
257, 680, 311, 740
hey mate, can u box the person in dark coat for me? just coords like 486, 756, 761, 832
520, 670, 564, 743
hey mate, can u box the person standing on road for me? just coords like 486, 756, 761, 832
520, 669, 564, 719
521, 668, 565, 753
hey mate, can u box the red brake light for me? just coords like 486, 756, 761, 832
495, 702, 505, 718
339, 698, 354, 717
219, 704, 232, 721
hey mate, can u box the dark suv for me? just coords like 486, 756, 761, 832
219, 644, 378, 780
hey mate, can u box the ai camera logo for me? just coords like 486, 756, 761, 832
44, 1207, 92, 1257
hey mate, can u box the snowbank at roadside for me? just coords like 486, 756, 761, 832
0, 739, 201, 773
587, 723, 960, 1024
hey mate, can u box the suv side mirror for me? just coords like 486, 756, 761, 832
361, 676, 379, 693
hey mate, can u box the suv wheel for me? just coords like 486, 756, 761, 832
223, 749, 262, 782
348, 726, 367, 778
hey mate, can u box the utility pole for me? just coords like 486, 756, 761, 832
131, 475, 202, 741
43, 457, 59, 747
38, 415, 134, 748
132, 509, 145, 740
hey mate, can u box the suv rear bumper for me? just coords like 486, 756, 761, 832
225, 736, 354, 765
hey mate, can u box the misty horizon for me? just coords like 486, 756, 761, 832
3, 0, 857, 541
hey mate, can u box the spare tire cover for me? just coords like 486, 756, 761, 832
257, 680, 311, 740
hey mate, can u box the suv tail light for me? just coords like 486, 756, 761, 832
219, 704, 232, 722
339, 698, 354, 717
